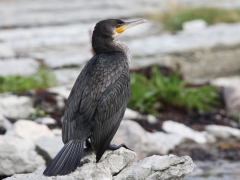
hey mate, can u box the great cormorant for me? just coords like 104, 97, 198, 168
43, 18, 147, 176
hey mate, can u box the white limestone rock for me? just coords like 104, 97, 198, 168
210, 76, 240, 87
162, 120, 210, 144
0, 58, 39, 76
112, 120, 184, 160
48, 86, 71, 99
6, 119, 54, 140
206, 125, 240, 139
5, 148, 136, 180
183, 19, 207, 31
52, 128, 62, 136
34, 117, 56, 125
114, 154, 195, 180
35, 136, 63, 162
0, 135, 45, 176
210, 76, 240, 117
0, 94, 34, 119
5, 148, 195, 180
44, 54, 90, 69
53, 68, 83, 85
0, 44, 15, 58
223, 86, 240, 117
0, 112, 12, 131
124, 108, 157, 123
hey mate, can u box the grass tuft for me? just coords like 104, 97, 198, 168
157, 7, 240, 31
0, 67, 56, 93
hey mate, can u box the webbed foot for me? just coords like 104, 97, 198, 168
108, 143, 133, 151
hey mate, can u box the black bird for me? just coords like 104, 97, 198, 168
43, 19, 147, 176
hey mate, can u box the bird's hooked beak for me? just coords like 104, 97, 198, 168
116, 19, 147, 34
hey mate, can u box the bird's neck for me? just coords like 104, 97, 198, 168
92, 36, 131, 62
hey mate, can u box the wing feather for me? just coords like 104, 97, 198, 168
62, 51, 130, 148
90, 69, 131, 160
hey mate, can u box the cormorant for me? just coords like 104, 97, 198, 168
43, 18, 147, 176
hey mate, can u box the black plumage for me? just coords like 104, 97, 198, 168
43, 18, 147, 176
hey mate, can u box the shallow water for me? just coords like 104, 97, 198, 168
185, 160, 240, 180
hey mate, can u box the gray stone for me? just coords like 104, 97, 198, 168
1, 0, 240, 84
124, 108, 157, 123
44, 54, 90, 69
183, 19, 207, 31
0, 113, 12, 132
52, 128, 62, 136
205, 125, 240, 139
5, 148, 136, 180
5, 148, 195, 180
129, 23, 240, 57
0, 94, 35, 119
6, 119, 54, 140
112, 120, 184, 160
162, 120, 210, 144
114, 154, 195, 180
0, 58, 39, 77
210, 76, 240, 87
35, 117, 56, 125
0, 135, 45, 176
223, 86, 240, 117
210, 76, 240, 117
129, 23, 240, 81
48, 85, 71, 99
0, 44, 15, 58
53, 68, 82, 85
35, 136, 63, 164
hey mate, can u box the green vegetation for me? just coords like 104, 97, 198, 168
0, 67, 56, 93
128, 66, 219, 114
158, 7, 240, 31
29, 108, 46, 120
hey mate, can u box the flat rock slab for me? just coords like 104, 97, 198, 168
53, 68, 82, 85
114, 154, 195, 180
112, 120, 184, 160
162, 120, 214, 144
0, 58, 39, 77
1, 0, 240, 82
129, 23, 240, 81
6, 120, 54, 140
5, 148, 136, 180
1, 0, 240, 29
0, 94, 34, 119
5, 148, 195, 180
0, 135, 45, 176
0, 44, 15, 58
0, 112, 12, 131
35, 136, 63, 164
129, 23, 240, 57
124, 108, 157, 123
206, 125, 240, 139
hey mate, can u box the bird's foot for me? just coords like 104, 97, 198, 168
108, 143, 133, 151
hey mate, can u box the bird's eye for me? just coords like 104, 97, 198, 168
117, 24, 122, 28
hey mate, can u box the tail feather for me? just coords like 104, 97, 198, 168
43, 140, 84, 176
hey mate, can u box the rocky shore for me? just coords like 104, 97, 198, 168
1, 0, 240, 179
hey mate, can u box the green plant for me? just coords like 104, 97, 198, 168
0, 67, 56, 93
128, 66, 219, 114
158, 7, 240, 31
29, 107, 46, 120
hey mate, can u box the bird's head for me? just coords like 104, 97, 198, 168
93, 19, 147, 39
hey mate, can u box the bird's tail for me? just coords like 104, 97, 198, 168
43, 140, 84, 176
